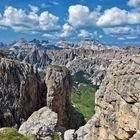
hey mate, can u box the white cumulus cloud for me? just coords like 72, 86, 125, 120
117, 37, 125, 40
117, 35, 138, 41
97, 7, 140, 27
68, 4, 101, 28
39, 11, 60, 31
103, 26, 132, 34
126, 36, 138, 39
103, 25, 140, 34
128, 0, 140, 7
60, 23, 74, 37
0, 6, 60, 34
43, 33, 58, 39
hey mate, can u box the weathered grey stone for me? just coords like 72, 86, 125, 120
19, 107, 57, 140
64, 129, 75, 140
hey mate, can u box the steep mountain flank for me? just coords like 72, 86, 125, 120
65, 55, 140, 140
24, 47, 52, 68
91, 55, 140, 140
67, 58, 111, 87
45, 65, 86, 130
0, 57, 46, 128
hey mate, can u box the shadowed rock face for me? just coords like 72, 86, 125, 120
24, 48, 52, 68
65, 55, 140, 140
45, 65, 86, 130
0, 57, 46, 128
24, 47, 41, 65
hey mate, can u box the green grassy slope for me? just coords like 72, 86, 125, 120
71, 71, 97, 121
0, 128, 29, 140
71, 83, 96, 121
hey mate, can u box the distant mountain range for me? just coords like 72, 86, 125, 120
0, 38, 113, 51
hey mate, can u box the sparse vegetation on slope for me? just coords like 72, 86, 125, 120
0, 128, 29, 140
72, 71, 91, 86
53, 131, 60, 140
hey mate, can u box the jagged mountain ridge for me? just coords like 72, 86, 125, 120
1, 39, 140, 88
79, 39, 111, 50
1, 38, 111, 51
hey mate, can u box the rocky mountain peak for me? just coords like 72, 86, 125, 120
24, 47, 40, 65
45, 65, 86, 129
30, 38, 40, 44
79, 39, 111, 50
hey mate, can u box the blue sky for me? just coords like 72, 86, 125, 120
0, 0, 140, 46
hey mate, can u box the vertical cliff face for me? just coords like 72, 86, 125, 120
65, 55, 140, 140
91, 55, 140, 140
0, 57, 46, 128
45, 65, 86, 130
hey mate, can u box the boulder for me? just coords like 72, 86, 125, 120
19, 107, 58, 140
64, 129, 75, 140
